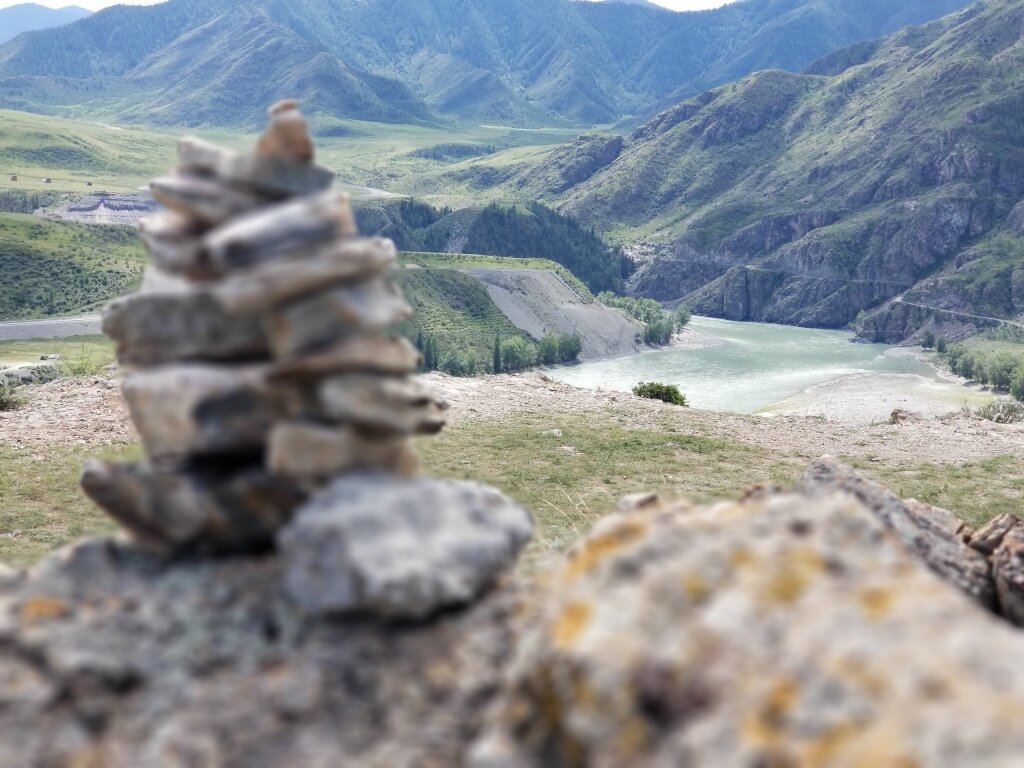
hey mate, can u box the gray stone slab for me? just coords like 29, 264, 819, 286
278, 475, 533, 619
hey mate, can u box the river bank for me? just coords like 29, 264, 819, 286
552, 316, 991, 423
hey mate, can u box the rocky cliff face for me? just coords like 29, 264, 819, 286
9, 459, 1024, 766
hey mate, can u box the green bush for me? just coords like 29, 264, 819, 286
632, 381, 688, 407
1011, 369, 1024, 403
989, 354, 1019, 391
973, 400, 1024, 424
921, 330, 936, 349
598, 292, 679, 346
501, 337, 537, 372
0, 383, 24, 412
441, 353, 478, 377
675, 304, 692, 328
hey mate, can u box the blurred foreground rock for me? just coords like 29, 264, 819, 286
5, 460, 1024, 766
471, 484, 1024, 767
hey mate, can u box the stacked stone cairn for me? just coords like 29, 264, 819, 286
81, 100, 532, 619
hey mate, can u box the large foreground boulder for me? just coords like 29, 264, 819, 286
470, 492, 1024, 767
5, 463, 1024, 766
0, 538, 520, 768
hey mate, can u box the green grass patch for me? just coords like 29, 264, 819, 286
0, 336, 114, 368
402, 251, 594, 301
852, 455, 1024, 529
417, 410, 794, 564
0, 442, 138, 567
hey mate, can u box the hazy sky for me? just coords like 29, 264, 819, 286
0, 0, 738, 12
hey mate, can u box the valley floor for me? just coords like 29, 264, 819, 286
1, 371, 1022, 568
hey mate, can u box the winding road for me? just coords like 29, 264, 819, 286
893, 297, 1024, 331
0, 315, 102, 342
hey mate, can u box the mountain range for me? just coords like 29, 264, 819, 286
0, 3, 90, 46
0, 0, 974, 127
477, 0, 1024, 341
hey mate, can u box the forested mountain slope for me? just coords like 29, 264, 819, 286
0, 0, 973, 127
493, 0, 1024, 340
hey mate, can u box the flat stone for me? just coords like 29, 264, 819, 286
256, 100, 314, 163
177, 136, 335, 199
211, 237, 397, 314
993, 521, 1024, 625
318, 375, 448, 435
470, 490, 1024, 767
137, 212, 214, 279
798, 457, 994, 607
264, 277, 412, 357
80, 460, 305, 555
122, 365, 284, 461
278, 475, 533, 620
268, 334, 421, 380
202, 191, 346, 272
968, 513, 1018, 555
103, 291, 268, 366
150, 173, 265, 226
266, 422, 417, 480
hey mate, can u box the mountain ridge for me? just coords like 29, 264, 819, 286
0, 3, 91, 46
0, 0, 975, 127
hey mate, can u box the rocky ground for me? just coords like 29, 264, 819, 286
3, 369, 1023, 465
425, 371, 1024, 466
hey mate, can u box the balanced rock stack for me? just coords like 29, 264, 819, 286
80, 100, 532, 617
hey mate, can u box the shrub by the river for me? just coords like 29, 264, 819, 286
973, 400, 1024, 424
632, 381, 688, 407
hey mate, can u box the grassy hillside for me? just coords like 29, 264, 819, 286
467, 0, 1024, 340
395, 267, 531, 373
0, 213, 144, 320
0, 0, 973, 127
0, 108, 175, 193
394, 251, 601, 373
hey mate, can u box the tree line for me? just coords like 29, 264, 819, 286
597, 292, 691, 346
416, 330, 583, 376
925, 333, 1024, 402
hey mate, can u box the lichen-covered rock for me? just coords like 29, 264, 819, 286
969, 513, 1019, 556
798, 457, 993, 607
278, 475, 534, 620
992, 521, 1024, 626
471, 491, 1024, 768
0, 537, 521, 768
